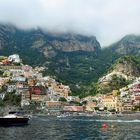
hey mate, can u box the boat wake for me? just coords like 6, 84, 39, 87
94, 119, 140, 123
57, 118, 140, 123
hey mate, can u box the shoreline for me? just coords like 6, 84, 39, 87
0, 106, 140, 117
33, 111, 140, 118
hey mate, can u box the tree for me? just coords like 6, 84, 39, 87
89, 82, 98, 95
94, 107, 99, 110
81, 100, 87, 105
109, 74, 130, 91
58, 97, 67, 102
69, 101, 82, 106
0, 98, 4, 106
0, 70, 4, 76
3, 93, 21, 106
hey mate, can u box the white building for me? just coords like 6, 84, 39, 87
8, 54, 21, 63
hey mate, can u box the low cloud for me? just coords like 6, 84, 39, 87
0, 0, 140, 46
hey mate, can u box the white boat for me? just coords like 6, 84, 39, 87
117, 113, 123, 117
57, 114, 68, 118
0, 111, 29, 126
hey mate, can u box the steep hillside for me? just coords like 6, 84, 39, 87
1, 24, 140, 96
0, 24, 102, 91
0, 24, 100, 55
97, 56, 140, 94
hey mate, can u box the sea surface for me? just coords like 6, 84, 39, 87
0, 115, 140, 140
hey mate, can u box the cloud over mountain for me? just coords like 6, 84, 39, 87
0, 0, 140, 45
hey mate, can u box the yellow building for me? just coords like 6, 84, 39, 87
31, 94, 46, 102
101, 95, 123, 112
50, 82, 70, 98
85, 101, 96, 111
102, 95, 117, 111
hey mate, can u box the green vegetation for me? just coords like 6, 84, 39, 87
110, 55, 140, 72
122, 55, 140, 71
58, 97, 67, 102
0, 98, 4, 106
88, 82, 98, 96
43, 49, 120, 96
109, 74, 130, 90
0, 70, 4, 77
88, 55, 140, 95
0, 92, 21, 106
1, 24, 140, 97
97, 74, 130, 95
132, 105, 140, 111
69, 101, 82, 106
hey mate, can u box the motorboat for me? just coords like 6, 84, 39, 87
117, 112, 123, 117
0, 111, 29, 126
57, 114, 67, 118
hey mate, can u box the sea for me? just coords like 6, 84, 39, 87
0, 115, 140, 140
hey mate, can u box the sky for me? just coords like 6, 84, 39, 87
0, 0, 140, 46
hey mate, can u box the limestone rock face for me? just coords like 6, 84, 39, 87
109, 34, 140, 55
98, 56, 140, 94
0, 24, 101, 58
47, 34, 100, 52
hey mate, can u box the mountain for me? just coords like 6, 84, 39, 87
1, 24, 140, 96
0, 24, 100, 55
109, 34, 140, 55
96, 56, 140, 95
0, 24, 102, 92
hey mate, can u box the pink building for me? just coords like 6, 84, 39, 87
63, 106, 84, 112
22, 65, 32, 71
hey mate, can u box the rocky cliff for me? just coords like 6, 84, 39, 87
109, 34, 140, 55
1, 24, 140, 96
97, 56, 140, 94
0, 24, 101, 58
0, 24, 103, 93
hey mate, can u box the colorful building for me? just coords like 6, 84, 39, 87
63, 106, 84, 112
101, 95, 117, 111
46, 101, 65, 111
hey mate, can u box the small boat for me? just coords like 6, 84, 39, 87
0, 111, 29, 126
57, 114, 68, 118
117, 112, 123, 117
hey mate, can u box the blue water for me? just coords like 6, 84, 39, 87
0, 115, 140, 140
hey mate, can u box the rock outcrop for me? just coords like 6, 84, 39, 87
0, 24, 101, 58
98, 56, 140, 94
109, 34, 140, 55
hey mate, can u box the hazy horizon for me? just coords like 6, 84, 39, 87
0, 0, 140, 46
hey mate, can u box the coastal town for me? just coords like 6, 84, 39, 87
0, 54, 140, 115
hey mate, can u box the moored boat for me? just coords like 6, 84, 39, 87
117, 112, 123, 117
0, 111, 29, 126
57, 114, 68, 118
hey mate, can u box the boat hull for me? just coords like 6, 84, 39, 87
0, 118, 29, 126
